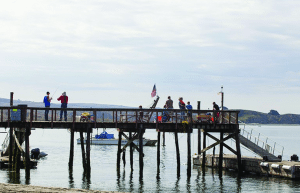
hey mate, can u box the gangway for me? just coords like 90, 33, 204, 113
1, 129, 25, 156
223, 112, 283, 161
238, 124, 283, 162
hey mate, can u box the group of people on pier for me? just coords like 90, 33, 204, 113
162, 96, 220, 123
43, 91, 219, 123
43, 91, 69, 121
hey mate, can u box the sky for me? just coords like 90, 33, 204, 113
1, 0, 300, 114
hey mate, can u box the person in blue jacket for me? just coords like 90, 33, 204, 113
186, 101, 193, 121
43, 91, 52, 121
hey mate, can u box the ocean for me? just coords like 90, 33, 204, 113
0, 125, 300, 192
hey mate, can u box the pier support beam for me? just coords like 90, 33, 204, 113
9, 126, 13, 168
25, 126, 31, 176
197, 102, 201, 155
157, 130, 160, 175
86, 126, 91, 175
139, 124, 144, 179
80, 132, 86, 171
117, 130, 122, 171
129, 132, 133, 171
174, 130, 180, 177
202, 131, 206, 169
68, 127, 74, 170
187, 128, 191, 177
219, 131, 224, 175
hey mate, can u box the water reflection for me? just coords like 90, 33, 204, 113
68, 168, 74, 189
186, 176, 191, 192
81, 171, 91, 190
138, 177, 144, 193
174, 176, 180, 192
6, 169, 20, 184
156, 172, 161, 192
129, 171, 134, 192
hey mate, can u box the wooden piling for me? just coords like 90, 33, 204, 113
219, 131, 224, 175
25, 127, 30, 175
139, 124, 144, 178
80, 132, 86, 170
86, 126, 91, 174
157, 131, 160, 174
129, 131, 133, 171
187, 129, 191, 177
202, 131, 206, 168
117, 131, 122, 170
68, 128, 74, 169
197, 101, 201, 155
174, 130, 180, 177
9, 126, 13, 167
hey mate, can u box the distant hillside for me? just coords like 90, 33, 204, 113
237, 109, 300, 124
0, 98, 130, 109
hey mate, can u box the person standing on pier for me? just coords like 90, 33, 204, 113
57, 92, 68, 121
138, 105, 143, 122
178, 97, 186, 121
43, 91, 52, 121
186, 101, 193, 121
212, 102, 220, 122
165, 96, 173, 109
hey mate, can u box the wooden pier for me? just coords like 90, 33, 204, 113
0, 102, 240, 179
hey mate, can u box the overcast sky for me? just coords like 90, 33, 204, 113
1, 0, 300, 114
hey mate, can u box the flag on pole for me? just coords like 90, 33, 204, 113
151, 84, 156, 97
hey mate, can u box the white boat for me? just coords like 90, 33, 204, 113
76, 131, 157, 146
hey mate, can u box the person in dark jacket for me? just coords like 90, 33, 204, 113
57, 92, 68, 121
213, 102, 219, 111
212, 102, 220, 122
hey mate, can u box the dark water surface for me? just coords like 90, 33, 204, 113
0, 125, 300, 192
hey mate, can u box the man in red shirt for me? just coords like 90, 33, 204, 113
57, 92, 68, 121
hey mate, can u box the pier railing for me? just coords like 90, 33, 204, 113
239, 124, 284, 158
0, 106, 239, 125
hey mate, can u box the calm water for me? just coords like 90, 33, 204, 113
0, 125, 300, 192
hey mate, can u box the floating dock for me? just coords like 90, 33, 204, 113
0, 156, 37, 169
193, 154, 300, 179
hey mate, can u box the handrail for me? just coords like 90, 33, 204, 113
1, 129, 10, 154
0, 106, 239, 126
239, 123, 284, 158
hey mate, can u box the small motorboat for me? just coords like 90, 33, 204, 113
76, 131, 157, 146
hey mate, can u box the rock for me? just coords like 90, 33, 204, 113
268, 110, 280, 116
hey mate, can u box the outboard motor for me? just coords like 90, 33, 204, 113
291, 154, 299, 161
31, 148, 40, 159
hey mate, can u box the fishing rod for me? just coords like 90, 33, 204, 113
51, 87, 59, 99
